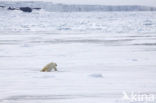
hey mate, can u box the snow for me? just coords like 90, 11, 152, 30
0, 3, 156, 103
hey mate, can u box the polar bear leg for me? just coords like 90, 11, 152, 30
53, 67, 57, 71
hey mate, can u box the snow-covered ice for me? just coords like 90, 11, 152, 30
0, 6, 156, 103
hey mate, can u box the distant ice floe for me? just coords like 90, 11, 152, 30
0, 1, 156, 12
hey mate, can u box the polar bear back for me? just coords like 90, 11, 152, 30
41, 62, 57, 72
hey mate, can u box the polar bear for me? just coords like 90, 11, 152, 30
41, 62, 57, 72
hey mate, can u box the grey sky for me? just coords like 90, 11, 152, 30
2, 0, 156, 7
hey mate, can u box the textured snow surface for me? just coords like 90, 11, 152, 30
0, 9, 156, 103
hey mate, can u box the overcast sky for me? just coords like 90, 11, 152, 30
2, 0, 156, 7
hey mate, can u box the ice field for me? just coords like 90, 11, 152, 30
0, 8, 156, 103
